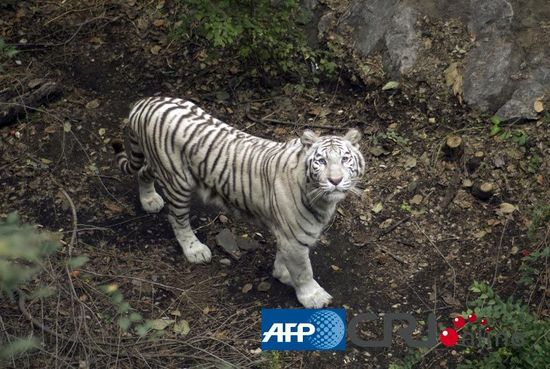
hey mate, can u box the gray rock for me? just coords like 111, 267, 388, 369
317, 11, 335, 39
384, 5, 419, 75
215, 229, 241, 259
302, 0, 318, 11
468, 0, 514, 36
237, 237, 260, 251
338, 0, 399, 56
495, 80, 544, 121
463, 37, 521, 112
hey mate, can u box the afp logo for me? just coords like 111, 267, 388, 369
261, 309, 346, 351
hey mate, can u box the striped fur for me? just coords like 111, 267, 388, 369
113, 96, 365, 308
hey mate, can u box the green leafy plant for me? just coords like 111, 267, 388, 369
0, 213, 58, 296
0, 213, 58, 360
0, 37, 17, 71
100, 282, 152, 336
173, 0, 334, 78
458, 282, 550, 369
519, 204, 550, 286
488, 116, 529, 146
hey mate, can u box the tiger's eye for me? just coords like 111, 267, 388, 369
318, 158, 327, 165
342, 156, 350, 163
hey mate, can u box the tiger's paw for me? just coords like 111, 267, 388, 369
183, 242, 212, 264
141, 193, 164, 213
296, 282, 333, 308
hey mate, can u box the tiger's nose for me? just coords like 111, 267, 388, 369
328, 176, 343, 186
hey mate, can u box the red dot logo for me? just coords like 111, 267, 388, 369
439, 328, 459, 347
468, 313, 477, 323
453, 316, 465, 329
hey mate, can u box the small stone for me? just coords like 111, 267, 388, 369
257, 281, 271, 292
428, 117, 436, 124
219, 214, 229, 223
216, 229, 240, 259
462, 179, 473, 188
219, 258, 231, 266
242, 283, 253, 293
237, 237, 260, 251
410, 194, 423, 205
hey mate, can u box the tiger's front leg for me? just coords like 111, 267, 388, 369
277, 242, 333, 308
166, 199, 212, 264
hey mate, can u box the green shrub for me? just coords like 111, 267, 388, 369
0, 213, 58, 361
173, 0, 331, 78
458, 282, 550, 369
0, 213, 58, 296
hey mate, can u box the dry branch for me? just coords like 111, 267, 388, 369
0, 81, 63, 127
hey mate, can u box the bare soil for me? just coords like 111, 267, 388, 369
0, 2, 548, 369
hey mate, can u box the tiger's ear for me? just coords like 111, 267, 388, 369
344, 129, 361, 146
300, 130, 319, 146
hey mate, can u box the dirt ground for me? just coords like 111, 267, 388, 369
0, 1, 548, 369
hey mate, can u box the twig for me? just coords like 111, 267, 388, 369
491, 219, 508, 288
17, 289, 72, 342
376, 245, 409, 265
246, 112, 348, 131
377, 216, 411, 239
413, 221, 457, 296
438, 173, 460, 210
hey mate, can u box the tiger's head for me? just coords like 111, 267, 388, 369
301, 129, 365, 202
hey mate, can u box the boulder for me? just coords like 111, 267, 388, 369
338, 0, 399, 56
384, 5, 419, 75
462, 38, 521, 112
496, 80, 545, 121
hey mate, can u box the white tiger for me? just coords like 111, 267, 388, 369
112, 97, 365, 308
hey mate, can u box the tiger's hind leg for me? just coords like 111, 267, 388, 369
138, 165, 165, 213
163, 182, 212, 264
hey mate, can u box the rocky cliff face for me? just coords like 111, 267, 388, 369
308, 0, 549, 121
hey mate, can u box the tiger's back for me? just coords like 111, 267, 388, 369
126, 97, 307, 225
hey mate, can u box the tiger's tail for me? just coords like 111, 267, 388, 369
111, 132, 144, 175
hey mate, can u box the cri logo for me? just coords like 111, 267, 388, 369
439, 312, 491, 347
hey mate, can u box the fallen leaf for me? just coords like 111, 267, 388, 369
534, 99, 544, 113
257, 281, 271, 292
149, 319, 175, 330
382, 81, 399, 90
150, 45, 162, 55
372, 202, 383, 214
379, 218, 393, 229
86, 99, 100, 109
63, 122, 72, 132
173, 320, 190, 336
44, 125, 57, 134
498, 203, 516, 215
104, 201, 124, 214
369, 146, 388, 157
444, 62, 464, 103
410, 194, 423, 205
153, 19, 165, 27
473, 230, 487, 239
404, 156, 417, 170
242, 283, 253, 293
